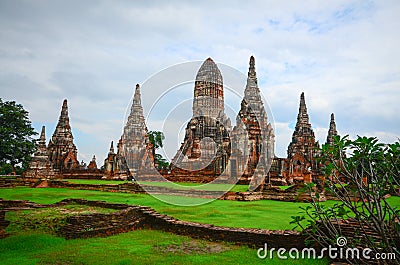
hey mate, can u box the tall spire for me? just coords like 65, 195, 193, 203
51, 99, 74, 144
58, 99, 70, 128
120, 83, 154, 173
326, 113, 338, 145
244, 56, 261, 102
133, 84, 142, 107
287, 92, 320, 175
295, 92, 311, 130
288, 92, 316, 156
231, 55, 275, 185
24, 125, 52, 178
171, 57, 231, 176
248, 55, 257, 81
126, 84, 145, 127
109, 141, 115, 154
37, 126, 47, 151
47, 99, 79, 171
192, 57, 224, 119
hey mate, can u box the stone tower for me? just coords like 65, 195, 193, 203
47, 99, 79, 171
326, 113, 338, 145
231, 56, 275, 185
103, 140, 130, 179
286, 92, 320, 183
119, 84, 155, 179
37, 126, 48, 157
87, 155, 98, 170
170, 58, 231, 178
24, 126, 55, 178
192, 58, 225, 119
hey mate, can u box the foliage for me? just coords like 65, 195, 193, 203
0, 163, 14, 175
291, 135, 400, 264
0, 98, 37, 173
155, 153, 169, 169
148, 130, 165, 150
148, 130, 169, 169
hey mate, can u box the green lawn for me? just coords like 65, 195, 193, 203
2, 187, 400, 231
0, 230, 329, 265
65, 179, 249, 192
2, 187, 398, 264
6, 204, 118, 236
1, 205, 329, 264
0, 187, 315, 230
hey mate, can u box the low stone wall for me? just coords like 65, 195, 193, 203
59, 207, 145, 239
62, 171, 104, 180
47, 180, 230, 198
47, 180, 146, 194
220, 186, 324, 202
49, 181, 310, 201
0, 176, 25, 188
0, 210, 10, 238
138, 208, 305, 249
0, 198, 306, 249
2, 178, 328, 202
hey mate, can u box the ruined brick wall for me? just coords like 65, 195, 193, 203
0, 198, 306, 249
60, 199, 306, 249
0, 210, 10, 238
47, 180, 146, 193
2, 178, 329, 202
59, 207, 144, 239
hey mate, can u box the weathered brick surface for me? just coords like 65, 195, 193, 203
47, 180, 146, 194
0, 210, 10, 238
2, 178, 328, 202
59, 207, 145, 239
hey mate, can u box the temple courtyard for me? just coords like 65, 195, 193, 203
1, 180, 399, 264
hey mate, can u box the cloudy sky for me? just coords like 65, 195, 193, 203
1, 0, 399, 164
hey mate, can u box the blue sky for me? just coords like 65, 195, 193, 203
0, 0, 399, 163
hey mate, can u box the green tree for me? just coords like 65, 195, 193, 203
0, 98, 37, 174
148, 131, 164, 149
291, 135, 400, 264
148, 131, 169, 169
154, 154, 169, 169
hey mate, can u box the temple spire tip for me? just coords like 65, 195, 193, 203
109, 141, 114, 153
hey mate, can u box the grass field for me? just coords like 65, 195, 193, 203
66, 179, 250, 192
2, 187, 399, 231
2, 204, 329, 264
6, 204, 118, 236
0, 187, 321, 230
0, 230, 329, 265
2, 187, 399, 264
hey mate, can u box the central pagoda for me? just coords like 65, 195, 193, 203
170, 58, 231, 179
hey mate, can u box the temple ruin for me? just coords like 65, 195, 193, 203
169, 58, 232, 182
26, 56, 339, 186
25, 99, 81, 179
230, 56, 275, 186
117, 84, 159, 181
